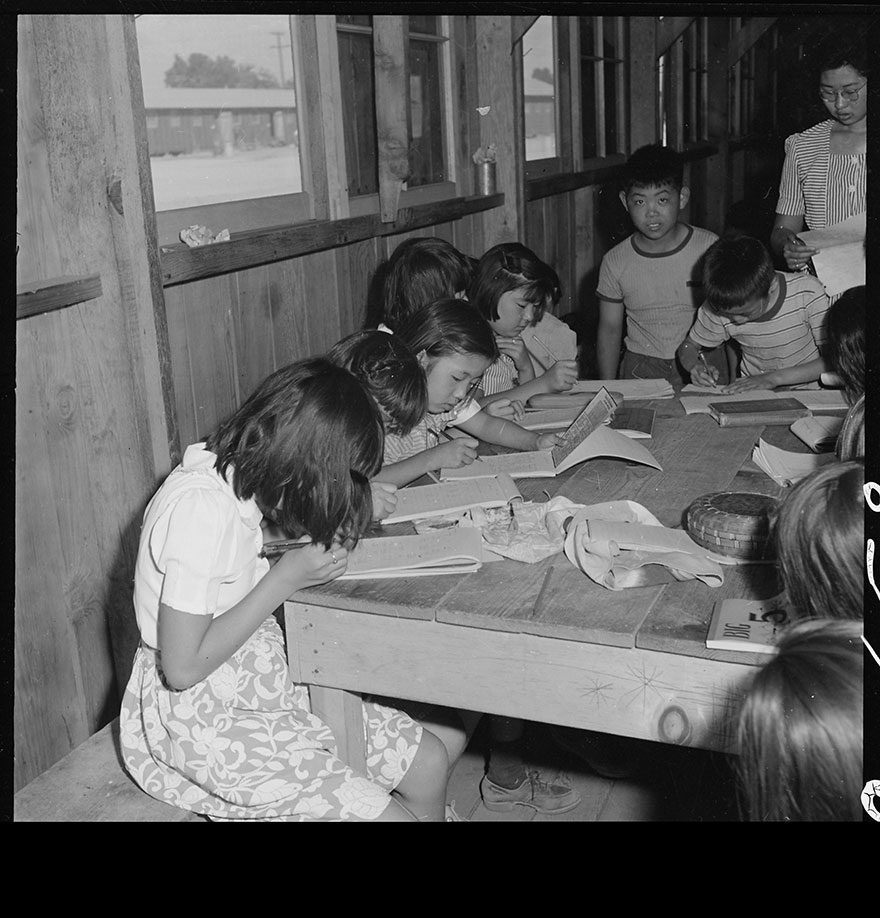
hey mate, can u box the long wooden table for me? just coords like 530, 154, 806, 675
283, 396, 794, 771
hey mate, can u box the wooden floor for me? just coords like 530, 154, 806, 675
446, 718, 741, 822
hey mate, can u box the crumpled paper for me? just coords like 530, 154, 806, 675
470, 496, 584, 563
179, 225, 230, 247
472, 144, 497, 164
562, 500, 725, 591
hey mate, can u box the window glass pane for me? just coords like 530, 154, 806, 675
337, 28, 379, 196
408, 38, 445, 186
337, 14, 370, 28
409, 15, 438, 36
136, 14, 301, 211
523, 16, 556, 161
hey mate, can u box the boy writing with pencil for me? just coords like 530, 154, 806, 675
596, 144, 721, 385
678, 234, 830, 392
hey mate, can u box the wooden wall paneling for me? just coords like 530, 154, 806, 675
182, 275, 240, 440
301, 249, 343, 355
232, 264, 276, 402
554, 193, 575, 317
475, 16, 522, 247
163, 285, 199, 450
16, 320, 91, 789
16, 15, 63, 285
270, 256, 311, 366
16, 14, 181, 788
336, 238, 381, 336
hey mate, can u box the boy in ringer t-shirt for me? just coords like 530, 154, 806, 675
596, 144, 720, 385
678, 234, 830, 392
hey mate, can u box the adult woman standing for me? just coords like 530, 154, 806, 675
770, 38, 867, 272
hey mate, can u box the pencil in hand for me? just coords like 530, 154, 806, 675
259, 538, 313, 559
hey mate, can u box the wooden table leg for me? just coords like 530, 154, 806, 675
308, 685, 367, 776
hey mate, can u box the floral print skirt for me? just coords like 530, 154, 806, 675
119, 615, 422, 821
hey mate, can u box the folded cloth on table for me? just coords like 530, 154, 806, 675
471, 496, 585, 563
562, 500, 725, 590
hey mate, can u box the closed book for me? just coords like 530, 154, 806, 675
708, 397, 810, 427
705, 595, 788, 654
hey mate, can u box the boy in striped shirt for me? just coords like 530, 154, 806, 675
678, 234, 830, 392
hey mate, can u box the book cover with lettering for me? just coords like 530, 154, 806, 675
705, 595, 788, 654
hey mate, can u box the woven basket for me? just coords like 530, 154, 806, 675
686, 491, 779, 560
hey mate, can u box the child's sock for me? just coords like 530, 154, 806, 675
486, 739, 528, 788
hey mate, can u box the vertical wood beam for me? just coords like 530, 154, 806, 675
476, 15, 523, 246
373, 16, 410, 223
628, 17, 657, 151
703, 17, 731, 234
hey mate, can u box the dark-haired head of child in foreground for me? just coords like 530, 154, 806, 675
327, 329, 427, 436
736, 618, 863, 821
207, 357, 383, 547
771, 458, 864, 623
678, 233, 829, 392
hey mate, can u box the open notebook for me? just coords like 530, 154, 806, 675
441, 389, 661, 480
380, 472, 522, 524
338, 527, 483, 579
751, 438, 836, 487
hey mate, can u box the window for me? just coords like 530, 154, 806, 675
730, 23, 778, 140
659, 18, 707, 148
579, 16, 627, 161
335, 15, 450, 209
523, 17, 557, 163
135, 13, 308, 246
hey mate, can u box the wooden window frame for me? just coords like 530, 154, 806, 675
523, 15, 562, 179
334, 14, 458, 220
660, 18, 708, 152
142, 14, 312, 248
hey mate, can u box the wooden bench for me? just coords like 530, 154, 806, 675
14, 718, 204, 822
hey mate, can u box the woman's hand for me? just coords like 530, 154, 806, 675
781, 233, 820, 272
370, 481, 398, 520
541, 359, 579, 392
484, 397, 525, 421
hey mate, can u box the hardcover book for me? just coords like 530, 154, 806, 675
705, 595, 788, 654
708, 397, 810, 427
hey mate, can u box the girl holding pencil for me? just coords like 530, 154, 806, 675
119, 358, 454, 821
375, 297, 565, 488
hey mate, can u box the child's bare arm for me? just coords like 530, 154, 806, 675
596, 299, 625, 379
723, 357, 826, 393
373, 439, 481, 486
458, 411, 562, 452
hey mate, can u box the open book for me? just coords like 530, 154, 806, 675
751, 438, 836, 487
339, 527, 483, 579
381, 472, 521, 524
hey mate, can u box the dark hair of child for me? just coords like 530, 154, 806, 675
836, 395, 865, 461
736, 617, 863, 822
824, 285, 865, 407
621, 143, 685, 194
771, 458, 864, 622
205, 357, 382, 549
467, 242, 561, 325
702, 234, 775, 314
396, 296, 499, 364
381, 237, 474, 333
327, 329, 428, 436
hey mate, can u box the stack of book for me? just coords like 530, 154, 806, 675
751, 438, 836, 487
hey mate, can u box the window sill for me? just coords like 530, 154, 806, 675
159, 192, 504, 287
526, 155, 627, 201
